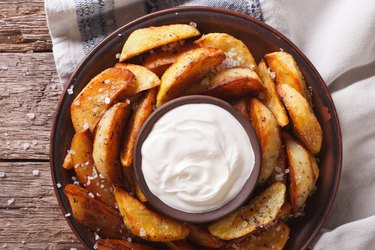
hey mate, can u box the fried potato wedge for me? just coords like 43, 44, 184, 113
187, 224, 224, 248
62, 152, 73, 170
268, 146, 287, 185
228, 221, 290, 250
143, 44, 198, 77
93, 103, 131, 185
121, 88, 157, 168
185, 68, 263, 99
250, 99, 282, 185
120, 24, 200, 62
275, 202, 291, 221
257, 60, 289, 127
283, 133, 319, 213
114, 63, 161, 94
70, 68, 135, 132
208, 182, 286, 240
277, 84, 323, 154
122, 167, 148, 202
98, 239, 158, 250
264, 51, 311, 104
233, 97, 250, 118
70, 129, 116, 208
195, 33, 257, 71
64, 184, 129, 239
156, 47, 225, 107
114, 187, 189, 242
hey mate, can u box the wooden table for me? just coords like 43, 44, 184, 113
0, 1, 82, 249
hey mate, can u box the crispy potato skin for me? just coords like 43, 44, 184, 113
93, 103, 131, 185
64, 184, 129, 239
70, 68, 135, 132
120, 24, 200, 62
122, 167, 148, 202
62, 152, 73, 170
187, 224, 224, 248
208, 182, 286, 240
194, 33, 257, 72
283, 133, 319, 213
277, 83, 323, 154
250, 98, 282, 185
120, 88, 157, 168
264, 51, 311, 105
257, 60, 289, 127
227, 221, 290, 250
156, 47, 225, 107
233, 97, 251, 118
114, 187, 190, 242
70, 129, 116, 208
186, 67, 264, 99
97, 239, 158, 250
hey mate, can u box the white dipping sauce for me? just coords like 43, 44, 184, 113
141, 103, 254, 213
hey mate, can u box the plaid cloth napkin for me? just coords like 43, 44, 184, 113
45, 0, 375, 249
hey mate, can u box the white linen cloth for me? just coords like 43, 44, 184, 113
45, 0, 375, 248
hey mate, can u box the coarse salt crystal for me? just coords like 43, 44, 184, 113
189, 22, 197, 28
73, 100, 80, 106
285, 169, 290, 174
275, 166, 282, 173
0, 172, 5, 178
22, 143, 30, 150
7, 198, 15, 205
26, 113, 35, 120
71, 176, 77, 181
88, 192, 95, 198
4, 132, 8, 137
93, 242, 98, 249
22, 240, 26, 244
70, 248, 77, 250
275, 174, 284, 181
115, 53, 121, 59
127, 237, 132, 243
94, 232, 100, 240
65, 213, 71, 217
32, 170, 39, 176
67, 85, 74, 95
139, 228, 146, 237
83, 122, 89, 130
104, 79, 110, 84
100, 184, 104, 188
67, 149, 75, 155
1, 66, 8, 70
104, 97, 110, 104
57, 183, 62, 188
32, 140, 37, 145
125, 99, 131, 104
73, 181, 80, 185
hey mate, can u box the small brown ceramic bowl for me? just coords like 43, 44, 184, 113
133, 95, 261, 223
50, 6, 342, 250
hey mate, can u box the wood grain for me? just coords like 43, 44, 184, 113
0, 52, 61, 160
0, 162, 82, 249
0, 0, 52, 52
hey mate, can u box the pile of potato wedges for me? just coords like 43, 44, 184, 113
62, 23, 323, 249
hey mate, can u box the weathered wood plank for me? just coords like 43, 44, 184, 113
0, 162, 82, 249
0, 53, 61, 160
0, 0, 52, 52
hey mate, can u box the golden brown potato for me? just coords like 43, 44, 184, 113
268, 146, 287, 185
70, 68, 135, 132
64, 184, 129, 239
277, 83, 323, 154
143, 44, 198, 77
120, 88, 157, 168
208, 182, 286, 240
93, 103, 131, 185
257, 60, 289, 127
227, 221, 290, 250
185, 67, 264, 99
276, 202, 291, 221
250, 98, 282, 185
114, 63, 161, 94
283, 133, 319, 213
156, 47, 225, 107
122, 167, 148, 202
194, 33, 257, 71
114, 187, 189, 242
264, 51, 311, 104
70, 129, 116, 208
120, 24, 200, 62
187, 224, 224, 248
62, 152, 73, 170
97, 239, 158, 250
233, 97, 250, 118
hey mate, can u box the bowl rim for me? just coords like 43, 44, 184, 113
50, 6, 342, 249
133, 95, 261, 223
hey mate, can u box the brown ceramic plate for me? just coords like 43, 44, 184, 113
50, 6, 342, 250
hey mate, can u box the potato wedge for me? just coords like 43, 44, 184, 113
283, 133, 319, 213
165, 240, 196, 250
114, 63, 161, 94
194, 33, 257, 71
187, 224, 224, 248
122, 167, 148, 202
264, 51, 311, 104
277, 83, 323, 154
268, 146, 287, 185
120, 24, 200, 62
250, 99, 282, 185
64, 184, 129, 239
233, 97, 250, 118
228, 221, 290, 250
114, 187, 189, 242
156, 47, 225, 107
143, 44, 198, 77
185, 67, 264, 99
257, 60, 289, 127
93, 103, 131, 185
70, 129, 116, 208
62, 152, 73, 170
275, 202, 291, 221
121, 88, 157, 168
98, 239, 158, 250
208, 182, 286, 240
70, 68, 135, 132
